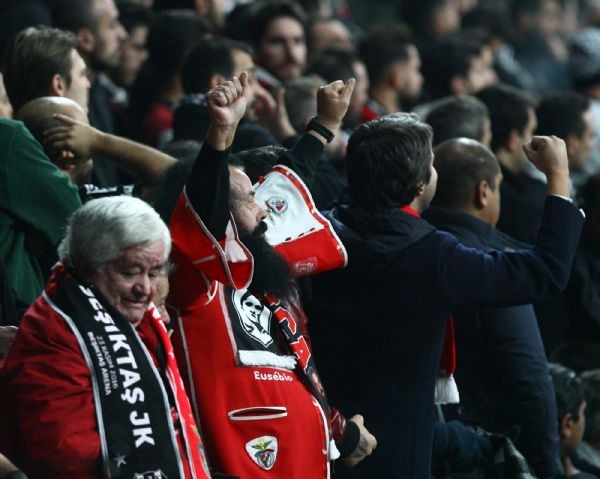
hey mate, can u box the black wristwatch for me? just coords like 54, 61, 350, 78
305, 116, 335, 143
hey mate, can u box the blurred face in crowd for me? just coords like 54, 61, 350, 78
91, 0, 127, 70
66, 49, 91, 111
0, 74, 13, 119
232, 48, 257, 106
465, 47, 497, 95
430, 0, 461, 36
310, 19, 353, 57
118, 24, 149, 87
537, 0, 562, 37
513, 107, 538, 167
90, 241, 167, 326
398, 45, 423, 103
568, 109, 596, 172
256, 16, 307, 81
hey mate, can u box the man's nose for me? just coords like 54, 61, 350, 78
133, 275, 152, 297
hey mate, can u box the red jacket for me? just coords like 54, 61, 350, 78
0, 294, 197, 479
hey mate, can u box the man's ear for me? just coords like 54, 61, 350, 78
49, 74, 67, 96
76, 28, 95, 56
475, 180, 489, 208
560, 413, 574, 441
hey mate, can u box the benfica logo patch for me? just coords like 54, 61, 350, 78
266, 196, 288, 217
245, 436, 278, 470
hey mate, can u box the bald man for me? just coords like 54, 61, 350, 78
18, 96, 175, 191
423, 138, 560, 478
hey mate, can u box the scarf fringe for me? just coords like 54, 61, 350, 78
435, 374, 460, 405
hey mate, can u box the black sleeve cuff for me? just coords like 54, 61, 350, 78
337, 418, 361, 458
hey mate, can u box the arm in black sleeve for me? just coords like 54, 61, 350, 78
185, 142, 231, 239
277, 133, 325, 189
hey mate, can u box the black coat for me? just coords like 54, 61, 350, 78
306, 197, 583, 479
423, 206, 558, 479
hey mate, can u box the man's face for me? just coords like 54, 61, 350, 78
91, 0, 127, 70
241, 295, 263, 322
118, 24, 148, 87
256, 16, 306, 81
515, 107, 538, 167
310, 19, 352, 57
229, 167, 268, 235
232, 48, 257, 106
399, 45, 423, 103
90, 241, 167, 326
569, 109, 595, 172
465, 47, 497, 95
65, 49, 91, 111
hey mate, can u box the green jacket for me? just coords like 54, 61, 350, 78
0, 119, 81, 306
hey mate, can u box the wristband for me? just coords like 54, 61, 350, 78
305, 116, 335, 143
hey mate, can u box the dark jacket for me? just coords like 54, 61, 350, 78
423, 206, 559, 479
306, 197, 583, 479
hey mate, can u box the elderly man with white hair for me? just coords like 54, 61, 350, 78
0, 196, 211, 479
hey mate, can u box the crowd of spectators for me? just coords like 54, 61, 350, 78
0, 0, 599, 478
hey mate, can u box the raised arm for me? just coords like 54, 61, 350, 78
278, 78, 355, 186
184, 73, 248, 238
43, 115, 176, 183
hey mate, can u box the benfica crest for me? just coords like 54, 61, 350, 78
245, 436, 278, 470
265, 196, 288, 217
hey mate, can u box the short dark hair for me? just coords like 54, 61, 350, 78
117, 2, 154, 33
231, 146, 286, 184
549, 363, 585, 423
346, 113, 433, 207
582, 370, 600, 444
402, 0, 453, 35
358, 24, 413, 87
476, 84, 535, 153
426, 95, 490, 146
432, 139, 500, 209
181, 36, 251, 94
422, 32, 485, 100
2, 26, 78, 112
309, 49, 356, 84
536, 92, 590, 140
246, 1, 307, 46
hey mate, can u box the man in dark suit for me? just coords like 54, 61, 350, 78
423, 138, 559, 478
306, 113, 584, 478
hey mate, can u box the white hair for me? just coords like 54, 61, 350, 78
58, 196, 171, 273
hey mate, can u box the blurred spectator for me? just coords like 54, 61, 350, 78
570, 28, 600, 179
536, 92, 595, 198
307, 17, 353, 59
129, 10, 209, 147
401, 0, 461, 51
309, 49, 369, 131
510, 0, 571, 93
421, 32, 497, 103
53, 0, 128, 186
358, 25, 422, 119
549, 364, 596, 479
246, 1, 308, 88
2, 26, 90, 115
425, 95, 491, 147
476, 84, 544, 245
574, 370, 600, 476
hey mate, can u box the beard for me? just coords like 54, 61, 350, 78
240, 221, 296, 300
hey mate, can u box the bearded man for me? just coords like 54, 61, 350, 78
166, 72, 376, 478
